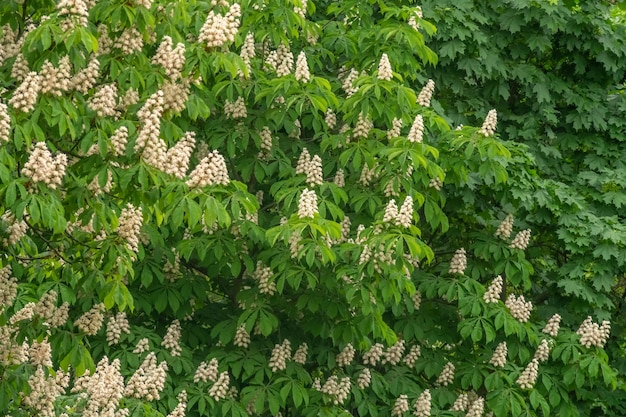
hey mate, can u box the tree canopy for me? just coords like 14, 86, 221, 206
0, 0, 623, 416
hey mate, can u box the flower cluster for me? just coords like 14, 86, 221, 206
167, 391, 188, 417
359, 243, 394, 273
118, 203, 143, 253
119, 87, 140, 108
95, 25, 113, 56
29, 338, 53, 367
509, 229, 531, 250
534, 339, 551, 362
414, 389, 431, 417
269, 339, 292, 372
295, 51, 311, 82
162, 78, 191, 113
294, 0, 307, 18
363, 343, 384, 366
293, 342, 308, 364
72, 56, 100, 93
377, 53, 393, 81
253, 261, 276, 295
198, 4, 241, 48
194, 358, 219, 383
22, 142, 68, 189
489, 342, 507, 368
106, 312, 131, 345
34, 290, 69, 328
71, 357, 125, 416
382, 339, 405, 365
495, 214, 514, 240
288, 232, 303, 258
2, 210, 28, 246
479, 109, 498, 137
466, 397, 485, 417
319, 375, 351, 405
383, 196, 413, 227
224, 96, 247, 119
542, 313, 562, 337
333, 169, 345, 187
387, 117, 403, 140
517, 358, 539, 389
357, 368, 371, 389
239, 32, 255, 75
290, 118, 302, 139
342, 68, 359, 96
57, 0, 90, 31
0, 265, 18, 308
39, 56, 71, 96
88, 83, 119, 117
505, 294, 533, 322
325, 108, 337, 129
133, 338, 150, 354
115, 27, 144, 54
298, 188, 318, 218
23, 366, 69, 417
412, 290, 422, 310
403, 345, 421, 367
152, 36, 186, 79
295, 148, 324, 186
234, 325, 250, 348
353, 112, 373, 138
209, 372, 230, 401
10, 302, 36, 324
276, 44, 294, 76
408, 7, 423, 30
88, 170, 113, 196
258, 126, 273, 159
449, 248, 467, 275
417, 79, 435, 107
162, 319, 182, 356
451, 393, 470, 411
408, 114, 424, 143
12, 53, 30, 82
187, 150, 230, 187
74, 303, 106, 335
392, 394, 409, 417
9, 71, 40, 112
436, 361, 455, 386
135, 90, 167, 168
164, 131, 196, 179
336, 343, 355, 367
483, 275, 503, 303
125, 352, 168, 401
576, 316, 611, 348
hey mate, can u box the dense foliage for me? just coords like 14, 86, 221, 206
420, 0, 626, 413
0, 0, 619, 416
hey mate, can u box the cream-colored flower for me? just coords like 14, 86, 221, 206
377, 53, 393, 81
295, 51, 310, 82
298, 188, 318, 218
479, 109, 497, 137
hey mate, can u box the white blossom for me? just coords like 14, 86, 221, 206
298, 188, 318, 218
377, 53, 393, 81
449, 248, 467, 275
505, 294, 533, 323
407, 114, 424, 143
542, 314, 562, 337
295, 51, 311, 82
479, 109, 497, 137
516, 358, 539, 389
489, 342, 507, 368
417, 79, 435, 107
